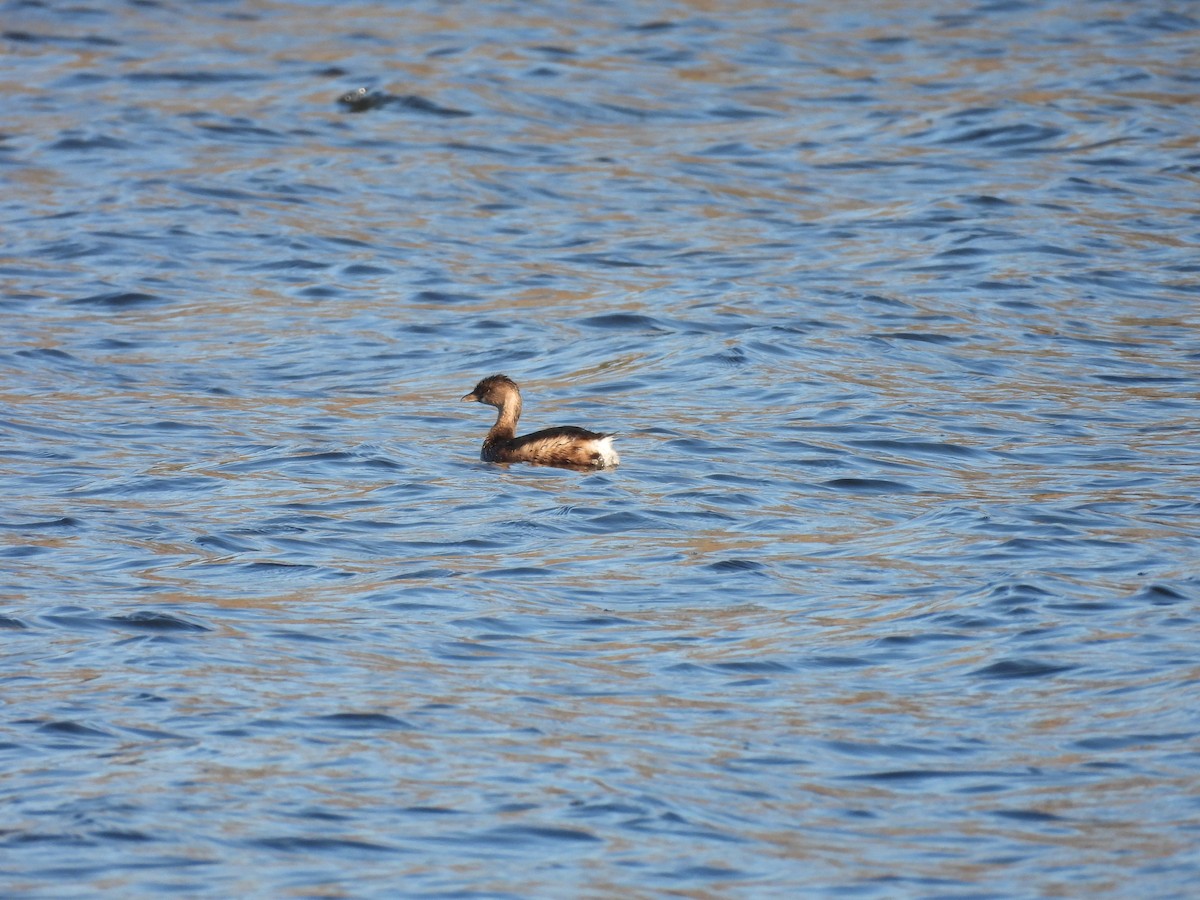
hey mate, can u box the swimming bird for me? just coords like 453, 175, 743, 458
461, 374, 620, 469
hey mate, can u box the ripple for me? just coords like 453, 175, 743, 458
481, 824, 601, 845
936, 123, 1065, 149
68, 291, 161, 307
575, 313, 668, 331
35, 720, 115, 740
308, 713, 415, 731
971, 659, 1076, 680
251, 836, 397, 854
821, 478, 919, 493
107, 611, 210, 632
847, 439, 988, 460
707, 558, 768, 573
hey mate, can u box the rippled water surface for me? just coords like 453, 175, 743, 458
3, 0, 1199, 896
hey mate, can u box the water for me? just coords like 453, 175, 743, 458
2, 0, 1198, 896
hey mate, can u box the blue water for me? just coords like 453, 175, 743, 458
2, 1, 1199, 896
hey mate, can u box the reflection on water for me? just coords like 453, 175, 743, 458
2, 0, 1198, 895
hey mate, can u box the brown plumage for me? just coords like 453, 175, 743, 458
460, 374, 620, 469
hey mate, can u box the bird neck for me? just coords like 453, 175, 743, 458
487, 392, 521, 442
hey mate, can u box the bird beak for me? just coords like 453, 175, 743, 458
461, 392, 477, 403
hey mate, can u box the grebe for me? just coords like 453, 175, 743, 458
461, 374, 620, 469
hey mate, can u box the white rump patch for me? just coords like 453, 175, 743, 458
595, 435, 620, 468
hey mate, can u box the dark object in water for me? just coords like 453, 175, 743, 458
337, 86, 470, 117
461, 374, 620, 469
